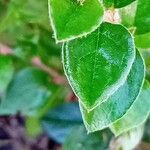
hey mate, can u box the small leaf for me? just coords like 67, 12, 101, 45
110, 81, 150, 136
0, 56, 14, 96
63, 22, 135, 110
0, 68, 51, 115
42, 102, 82, 144
103, 0, 136, 8
63, 126, 112, 150
48, 0, 104, 42
79, 50, 145, 132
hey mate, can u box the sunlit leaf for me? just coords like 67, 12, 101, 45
80, 50, 144, 132
63, 22, 135, 110
48, 0, 104, 42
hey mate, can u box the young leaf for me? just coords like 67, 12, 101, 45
110, 81, 150, 136
63, 22, 135, 110
79, 50, 145, 132
0, 56, 14, 96
48, 0, 104, 42
103, 0, 136, 8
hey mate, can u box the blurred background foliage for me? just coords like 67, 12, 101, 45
0, 0, 150, 149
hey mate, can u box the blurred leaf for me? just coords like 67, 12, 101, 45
120, 0, 150, 35
110, 124, 144, 150
42, 102, 82, 144
135, 33, 150, 49
110, 81, 150, 136
0, 0, 48, 32
80, 50, 144, 133
134, 0, 150, 34
0, 55, 14, 96
142, 116, 150, 143
48, 0, 104, 42
119, 1, 137, 27
103, 0, 136, 8
63, 126, 112, 150
0, 67, 51, 115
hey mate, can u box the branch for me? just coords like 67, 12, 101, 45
31, 57, 68, 85
104, 9, 121, 24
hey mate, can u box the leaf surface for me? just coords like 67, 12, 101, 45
80, 50, 145, 132
48, 0, 104, 42
110, 81, 150, 136
103, 0, 136, 8
63, 22, 135, 110
0, 68, 51, 115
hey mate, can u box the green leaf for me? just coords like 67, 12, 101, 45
103, 0, 136, 8
134, 0, 150, 34
42, 102, 82, 143
0, 56, 14, 96
135, 32, 150, 49
63, 126, 112, 150
48, 0, 104, 42
0, 68, 51, 115
63, 22, 135, 110
79, 50, 145, 132
119, 1, 137, 28
119, 0, 150, 35
110, 81, 150, 136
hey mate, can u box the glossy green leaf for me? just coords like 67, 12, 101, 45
42, 102, 82, 143
48, 0, 104, 42
0, 56, 14, 96
0, 68, 51, 115
135, 33, 150, 49
63, 22, 135, 110
134, 0, 150, 34
103, 0, 136, 8
63, 126, 112, 150
80, 50, 145, 132
110, 81, 150, 136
